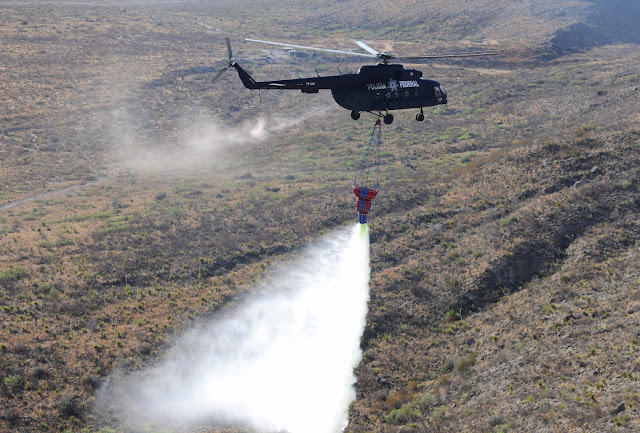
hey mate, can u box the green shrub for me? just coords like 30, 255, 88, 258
432, 405, 449, 421
413, 393, 434, 410
0, 266, 28, 285
385, 392, 434, 424
489, 414, 505, 427
445, 309, 461, 322
386, 406, 422, 424
4, 375, 23, 392
441, 358, 455, 374
580, 121, 594, 131
500, 216, 515, 227
456, 352, 477, 371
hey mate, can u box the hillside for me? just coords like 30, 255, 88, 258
1, 0, 640, 432
349, 128, 640, 432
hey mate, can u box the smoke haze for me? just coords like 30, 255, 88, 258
116, 105, 332, 175
99, 224, 370, 433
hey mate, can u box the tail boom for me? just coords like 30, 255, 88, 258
231, 63, 347, 92
232, 63, 259, 89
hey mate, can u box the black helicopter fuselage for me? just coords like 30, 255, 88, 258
232, 62, 447, 113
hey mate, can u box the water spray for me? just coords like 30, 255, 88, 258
98, 224, 371, 433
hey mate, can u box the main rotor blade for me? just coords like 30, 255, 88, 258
245, 38, 376, 59
225, 37, 233, 60
355, 40, 379, 55
399, 51, 501, 60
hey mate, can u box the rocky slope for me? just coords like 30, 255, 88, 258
1, 1, 640, 432
348, 128, 640, 432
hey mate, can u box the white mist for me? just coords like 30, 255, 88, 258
104, 224, 370, 433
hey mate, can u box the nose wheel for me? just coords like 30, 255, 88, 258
416, 108, 425, 122
383, 113, 394, 124
351, 111, 361, 120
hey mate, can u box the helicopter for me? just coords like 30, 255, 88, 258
213, 38, 498, 124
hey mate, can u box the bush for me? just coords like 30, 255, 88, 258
0, 266, 28, 285
57, 395, 81, 418
1, 407, 20, 424
385, 391, 435, 424
441, 358, 455, 374
386, 406, 422, 424
82, 374, 100, 391
500, 216, 516, 227
445, 309, 461, 322
414, 393, 434, 410
456, 353, 477, 371
29, 366, 50, 381
489, 414, 505, 427
3, 375, 23, 393
432, 405, 449, 422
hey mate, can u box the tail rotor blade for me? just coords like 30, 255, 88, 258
225, 37, 233, 61
212, 38, 234, 84
211, 67, 228, 84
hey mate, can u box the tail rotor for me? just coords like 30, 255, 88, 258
212, 37, 235, 84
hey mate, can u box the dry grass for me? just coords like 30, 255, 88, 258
1, 1, 640, 432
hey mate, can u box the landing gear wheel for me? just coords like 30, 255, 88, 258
350, 111, 361, 120
416, 113, 425, 121
383, 113, 394, 125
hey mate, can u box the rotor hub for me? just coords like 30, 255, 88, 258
376, 52, 395, 64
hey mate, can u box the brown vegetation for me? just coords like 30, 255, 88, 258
349, 128, 640, 433
1, 1, 640, 432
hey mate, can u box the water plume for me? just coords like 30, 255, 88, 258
99, 224, 370, 433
